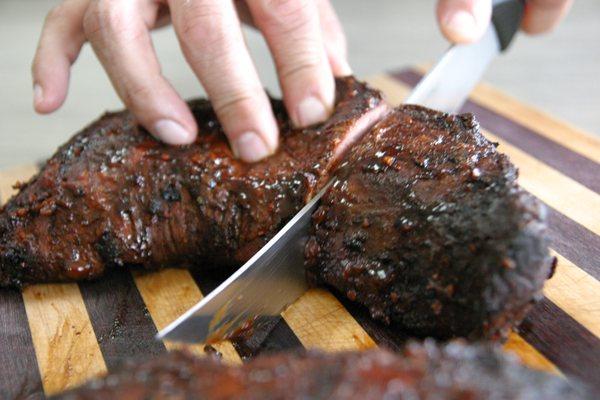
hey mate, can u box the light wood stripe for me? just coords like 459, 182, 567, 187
282, 288, 377, 351
0, 166, 107, 396
504, 333, 561, 375
22, 284, 107, 395
483, 129, 600, 235
368, 74, 600, 235
0, 164, 39, 202
470, 83, 600, 164
132, 269, 242, 365
544, 250, 600, 339
411, 65, 600, 163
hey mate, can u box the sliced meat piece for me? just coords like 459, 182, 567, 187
55, 341, 587, 399
306, 105, 552, 340
0, 77, 386, 287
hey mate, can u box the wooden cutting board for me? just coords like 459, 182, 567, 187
1, 68, 598, 399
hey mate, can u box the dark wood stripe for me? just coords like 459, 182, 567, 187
190, 270, 304, 359
391, 69, 600, 194
519, 298, 600, 394
79, 270, 166, 371
546, 206, 600, 280
0, 290, 44, 400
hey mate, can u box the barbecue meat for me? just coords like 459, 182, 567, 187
305, 105, 552, 340
0, 77, 386, 287
55, 341, 587, 399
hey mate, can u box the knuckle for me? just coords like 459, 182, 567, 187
83, 0, 128, 38
266, 0, 311, 19
260, 0, 316, 38
278, 55, 321, 81
178, 4, 228, 48
212, 87, 265, 118
82, 4, 102, 38
45, 4, 70, 24
122, 82, 154, 111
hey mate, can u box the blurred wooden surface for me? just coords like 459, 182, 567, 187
0, 0, 599, 169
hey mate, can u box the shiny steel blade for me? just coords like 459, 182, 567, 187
157, 183, 331, 344
405, 25, 500, 113
158, 16, 506, 346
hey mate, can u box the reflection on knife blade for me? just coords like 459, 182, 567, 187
158, 1, 527, 345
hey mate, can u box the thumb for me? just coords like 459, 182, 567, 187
437, 0, 492, 43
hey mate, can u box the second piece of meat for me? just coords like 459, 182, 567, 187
306, 105, 552, 340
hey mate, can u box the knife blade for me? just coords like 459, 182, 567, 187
157, 0, 524, 344
406, 0, 524, 112
157, 183, 330, 344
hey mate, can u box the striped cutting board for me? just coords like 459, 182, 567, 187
0, 68, 598, 399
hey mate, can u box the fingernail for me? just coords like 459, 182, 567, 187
33, 84, 43, 107
153, 119, 194, 145
335, 58, 353, 77
444, 10, 478, 42
295, 96, 330, 127
232, 131, 271, 162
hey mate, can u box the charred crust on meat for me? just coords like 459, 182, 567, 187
306, 105, 552, 341
0, 77, 386, 286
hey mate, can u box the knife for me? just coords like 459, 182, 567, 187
157, 0, 524, 344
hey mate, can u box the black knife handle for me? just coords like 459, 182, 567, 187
492, 0, 525, 51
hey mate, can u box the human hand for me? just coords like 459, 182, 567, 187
32, 0, 350, 162
436, 0, 573, 43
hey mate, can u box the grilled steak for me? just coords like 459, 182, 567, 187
0, 77, 386, 287
305, 105, 552, 340
55, 341, 587, 399
0, 78, 551, 341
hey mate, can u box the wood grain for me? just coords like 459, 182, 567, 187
282, 288, 376, 351
132, 269, 242, 364
0, 166, 107, 395
504, 333, 560, 374
544, 251, 600, 339
0, 169, 44, 400
410, 65, 600, 164
520, 298, 600, 388
469, 82, 600, 164
22, 284, 107, 395
483, 129, 600, 235
79, 270, 166, 370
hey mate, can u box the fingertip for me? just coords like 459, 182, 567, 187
32, 83, 66, 114
521, 0, 573, 35
329, 53, 353, 77
151, 119, 197, 145
440, 10, 480, 43
231, 131, 274, 162
437, 0, 491, 44
294, 96, 332, 127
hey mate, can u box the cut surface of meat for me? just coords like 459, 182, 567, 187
305, 105, 552, 340
0, 77, 386, 287
55, 341, 588, 399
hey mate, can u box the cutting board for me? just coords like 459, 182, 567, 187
1, 68, 599, 399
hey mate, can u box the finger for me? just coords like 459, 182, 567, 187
436, 0, 492, 43
315, 0, 351, 76
32, 0, 88, 113
247, 0, 335, 127
83, 0, 196, 145
521, 0, 573, 34
168, 0, 278, 161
